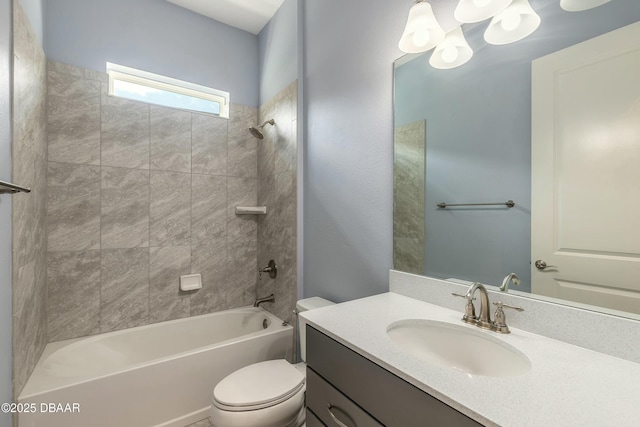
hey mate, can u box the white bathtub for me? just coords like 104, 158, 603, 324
18, 307, 292, 427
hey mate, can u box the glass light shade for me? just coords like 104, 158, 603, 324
484, 0, 541, 45
398, 1, 446, 53
560, 0, 611, 12
454, 0, 513, 23
429, 27, 474, 69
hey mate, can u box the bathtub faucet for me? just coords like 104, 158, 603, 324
258, 260, 277, 280
254, 294, 275, 307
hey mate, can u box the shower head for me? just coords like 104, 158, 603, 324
249, 126, 265, 139
248, 119, 275, 139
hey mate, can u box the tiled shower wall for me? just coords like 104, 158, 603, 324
45, 60, 260, 342
12, 0, 48, 397
256, 81, 298, 323
393, 120, 425, 275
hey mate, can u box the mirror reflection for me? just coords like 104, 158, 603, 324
393, 0, 640, 317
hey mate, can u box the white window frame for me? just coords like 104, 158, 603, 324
106, 62, 230, 118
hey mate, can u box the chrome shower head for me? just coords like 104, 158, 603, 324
248, 119, 275, 139
249, 126, 264, 139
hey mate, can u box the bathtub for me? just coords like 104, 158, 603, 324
18, 307, 292, 427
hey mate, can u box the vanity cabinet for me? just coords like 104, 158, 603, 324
306, 407, 324, 427
305, 326, 482, 427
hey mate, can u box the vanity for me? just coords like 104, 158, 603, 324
305, 323, 481, 426
300, 272, 640, 427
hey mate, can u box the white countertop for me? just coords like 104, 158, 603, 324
300, 292, 640, 427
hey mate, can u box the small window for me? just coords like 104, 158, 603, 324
106, 62, 229, 118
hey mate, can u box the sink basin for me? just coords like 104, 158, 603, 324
386, 319, 531, 377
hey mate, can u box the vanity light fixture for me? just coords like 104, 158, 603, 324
454, 0, 513, 23
398, 0, 445, 53
560, 0, 612, 12
484, 0, 541, 45
429, 26, 474, 69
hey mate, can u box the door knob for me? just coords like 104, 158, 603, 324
535, 260, 557, 270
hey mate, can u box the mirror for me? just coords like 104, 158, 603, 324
393, 0, 640, 318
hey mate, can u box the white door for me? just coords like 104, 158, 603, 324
531, 21, 640, 315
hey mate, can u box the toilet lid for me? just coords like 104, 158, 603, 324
213, 360, 305, 411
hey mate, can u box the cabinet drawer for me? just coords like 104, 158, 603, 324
307, 408, 325, 427
306, 326, 482, 427
307, 368, 383, 427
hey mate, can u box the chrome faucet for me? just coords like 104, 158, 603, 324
465, 283, 492, 329
500, 273, 520, 292
453, 282, 524, 334
254, 294, 275, 307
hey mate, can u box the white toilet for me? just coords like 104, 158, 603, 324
210, 297, 335, 427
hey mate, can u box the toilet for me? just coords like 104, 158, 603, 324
210, 297, 335, 427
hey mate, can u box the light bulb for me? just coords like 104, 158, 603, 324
500, 10, 521, 31
429, 26, 473, 69
442, 46, 459, 64
413, 29, 430, 47
484, 0, 540, 45
398, 1, 445, 53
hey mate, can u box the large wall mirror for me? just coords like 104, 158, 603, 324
393, 0, 640, 318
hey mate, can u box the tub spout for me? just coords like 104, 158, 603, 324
254, 294, 275, 307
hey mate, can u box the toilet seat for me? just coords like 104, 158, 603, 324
213, 359, 305, 411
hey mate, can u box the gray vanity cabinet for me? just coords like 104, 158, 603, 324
305, 326, 483, 427
305, 407, 325, 427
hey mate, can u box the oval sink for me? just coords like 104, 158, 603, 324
386, 319, 531, 378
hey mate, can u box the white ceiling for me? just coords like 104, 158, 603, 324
166, 0, 285, 35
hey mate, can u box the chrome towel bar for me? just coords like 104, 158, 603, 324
437, 200, 515, 208
0, 180, 31, 195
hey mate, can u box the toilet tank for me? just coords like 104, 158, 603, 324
296, 297, 334, 362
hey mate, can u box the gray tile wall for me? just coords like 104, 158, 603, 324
393, 120, 425, 275
12, 0, 48, 397
45, 60, 261, 342
256, 81, 299, 323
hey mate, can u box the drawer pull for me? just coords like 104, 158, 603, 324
327, 404, 356, 427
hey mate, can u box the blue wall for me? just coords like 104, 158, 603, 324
258, 0, 298, 104
45, 0, 259, 107
302, 0, 410, 301
395, 0, 640, 290
0, 0, 13, 422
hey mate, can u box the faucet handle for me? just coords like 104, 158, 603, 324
452, 292, 475, 300
451, 293, 477, 324
258, 260, 277, 280
491, 302, 524, 334
495, 302, 524, 312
